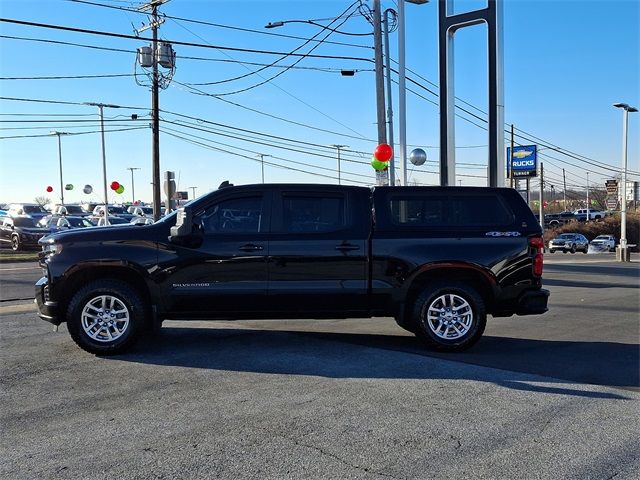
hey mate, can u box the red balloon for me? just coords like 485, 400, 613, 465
110, 181, 120, 191
374, 143, 393, 162
46, 186, 53, 193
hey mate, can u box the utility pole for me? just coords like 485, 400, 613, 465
613, 103, 637, 259
150, 2, 161, 221
330, 145, 348, 185
373, 0, 388, 186
562, 168, 567, 210
509, 124, 514, 189
256, 154, 271, 183
586, 171, 590, 222
539, 162, 544, 237
127, 167, 141, 204
189, 186, 197, 199
50, 131, 69, 205
383, 9, 395, 186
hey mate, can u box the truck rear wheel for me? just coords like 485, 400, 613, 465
66, 279, 146, 355
412, 282, 486, 352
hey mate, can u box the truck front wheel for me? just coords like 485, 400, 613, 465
412, 282, 486, 352
66, 279, 146, 355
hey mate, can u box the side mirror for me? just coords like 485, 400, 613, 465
169, 207, 203, 246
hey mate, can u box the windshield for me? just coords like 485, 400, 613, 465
64, 206, 85, 214
67, 217, 93, 227
108, 206, 127, 214
23, 205, 45, 213
106, 217, 129, 224
557, 234, 575, 239
141, 207, 153, 214
14, 218, 37, 227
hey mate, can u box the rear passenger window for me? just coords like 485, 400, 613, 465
201, 196, 263, 234
282, 195, 346, 233
390, 194, 513, 227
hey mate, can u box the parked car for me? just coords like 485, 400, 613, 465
89, 216, 131, 226
92, 205, 135, 221
590, 235, 616, 252
130, 216, 155, 226
0, 216, 49, 250
52, 204, 89, 216
36, 184, 549, 355
548, 233, 589, 253
38, 215, 94, 232
127, 206, 154, 217
545, 211, 576, 227
573, 208, 606, 221
7, 203, 48, 220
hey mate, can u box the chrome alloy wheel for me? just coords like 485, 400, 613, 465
424, 294, 473, 340
81, 295, 130, 343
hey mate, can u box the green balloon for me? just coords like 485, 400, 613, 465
116, 185, 125, 194
371, 157, 387, 171
65, 184, 74, 191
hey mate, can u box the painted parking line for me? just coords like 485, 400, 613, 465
0, 266, 41, 271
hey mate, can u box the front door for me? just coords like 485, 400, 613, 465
266, 187, 369, 315
163, 192, 271, 317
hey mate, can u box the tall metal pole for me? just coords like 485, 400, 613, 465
189, 186, 197, 199
257, 154, 270, 183
539, 162, 544, 237
373, 0, 387, 148
562, 168, 567, 210
620, 108, 629, 251
383, 9, 395, 186
98, 105, 109, 226
151, 3, 161, 221
127, 167, 141, 204
52, 132, 66, 205
398, 0, 407, 186
509, 124, 514, 189
331, 145, 348, 185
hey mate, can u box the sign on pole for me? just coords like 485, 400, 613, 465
507, 145, 537, 178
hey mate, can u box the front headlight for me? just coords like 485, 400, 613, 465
42, 243, 63, 255
565, 242, 572, 246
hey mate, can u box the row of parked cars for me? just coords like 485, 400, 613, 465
548, 233, 616, 253
0, 202, 160, 251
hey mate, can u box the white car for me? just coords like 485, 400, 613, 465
590, 235, 616, 252
573, 209, 606, 220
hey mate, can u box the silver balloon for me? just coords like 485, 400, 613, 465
83, 184, 93, 194
409, 148, 427, 166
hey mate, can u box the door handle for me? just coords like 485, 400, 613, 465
239, 244, 264, 252
335, 243, 360, 252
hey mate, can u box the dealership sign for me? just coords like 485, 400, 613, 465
507, 145, 538, 178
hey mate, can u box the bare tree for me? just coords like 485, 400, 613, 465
589, 187, 607, 211
34, 196, 50, 207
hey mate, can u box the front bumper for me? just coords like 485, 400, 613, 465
35, 276, 61, 325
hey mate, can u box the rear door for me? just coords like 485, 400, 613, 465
266, 187, 370, 314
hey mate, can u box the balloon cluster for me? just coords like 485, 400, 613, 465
371, 144, 393, 171
110, 181, 125, 195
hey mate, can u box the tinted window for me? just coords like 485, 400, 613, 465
282, 195, 346, 233
23, 205, 45, 214
64, 206, 84, 214
14, 218, 37, 227
390, 194, 512, 227
201, 196, 263, 234
109, 206, 126, 215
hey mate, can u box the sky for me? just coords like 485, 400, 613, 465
0, 0, 638, 205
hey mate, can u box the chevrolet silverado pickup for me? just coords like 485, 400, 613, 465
36, 184, 549, 355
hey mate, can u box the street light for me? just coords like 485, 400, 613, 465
50, 131, 70, 205
330, 145, 348, 185
613, 102, 638, 260
126, 167, 141, 204
84, 102, 120, 225
398, 0, 430, 186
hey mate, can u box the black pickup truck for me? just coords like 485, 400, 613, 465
36, 184, 548, 355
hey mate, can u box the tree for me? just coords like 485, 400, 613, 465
34, 196, 51, 207
588, 187, 607, 211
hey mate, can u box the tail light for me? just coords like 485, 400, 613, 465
529, 236, 544, 277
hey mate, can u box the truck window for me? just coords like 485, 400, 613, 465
282, 195, 346, 233
201, 196, 263, 233
389, 194, 513, 227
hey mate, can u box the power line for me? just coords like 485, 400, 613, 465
0, 73, 134, 80
0, 17, 374, 61
66, 0, 373, 50
0, 126, 147, 139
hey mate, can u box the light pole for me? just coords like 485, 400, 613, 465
85, 102, 120, 225
256, 154, 271, 183
189, 186, 198, 200
50, 131, 69, 205
126, 167, 141, 204
330, 145, 348, 185
398, 0, 429, 186
613, 103, 638, 259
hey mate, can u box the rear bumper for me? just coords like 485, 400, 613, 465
516, 288, 550, 315
35, 276, 61, 325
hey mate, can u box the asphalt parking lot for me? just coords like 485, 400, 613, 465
1, 256, 639, 479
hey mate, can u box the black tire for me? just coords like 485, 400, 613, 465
11, 235, 21, 251
66, 279, 146, 355
549, 249, 555, 254
411, 282, 486, 352
570, 244, 577, 254
582, 246, 588, 254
